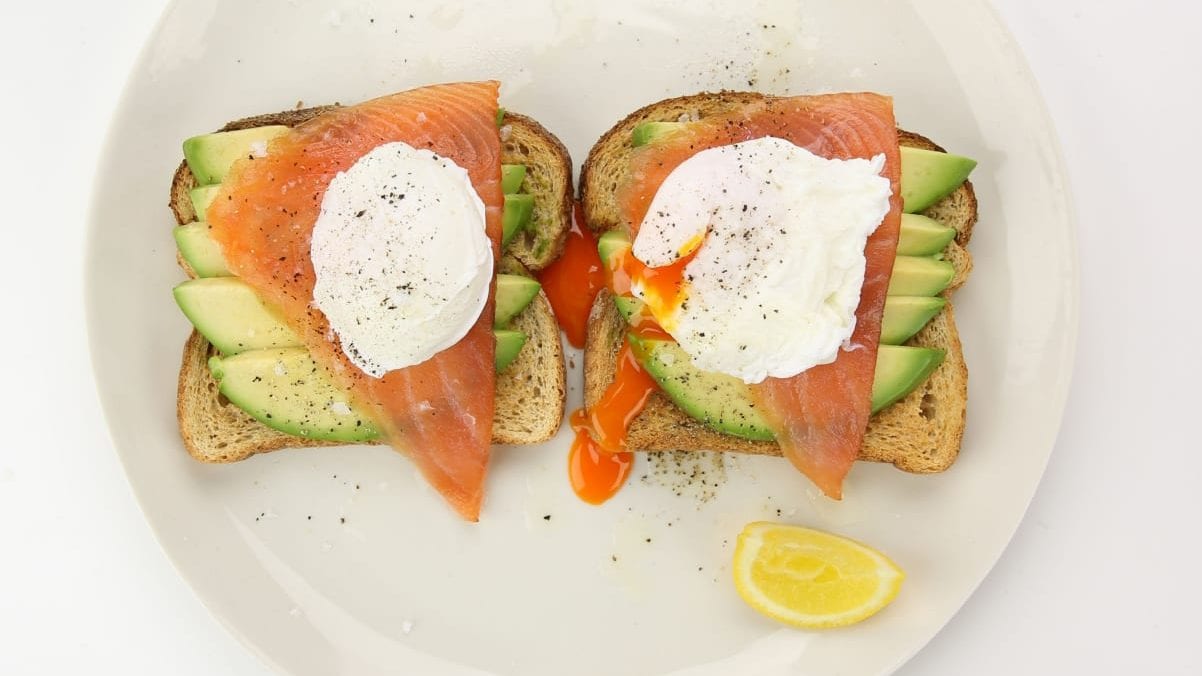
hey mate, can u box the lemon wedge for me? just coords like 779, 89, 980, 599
733, 522, 905, 629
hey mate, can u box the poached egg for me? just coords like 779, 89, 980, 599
310, 142, 492, 377
629, 136, 892, 384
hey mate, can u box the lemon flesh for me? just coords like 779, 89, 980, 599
733, 522, 905, 629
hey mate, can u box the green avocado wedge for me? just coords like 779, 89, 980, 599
188, 185, 221, 220
627, 333, 775, 441
502, 193, 535, 248
880, 296, 948, 345
494, 274, 542, 328
182, 126, 289, 185
897, 213, 957, 256
209, 348, 380, 442
174, 277, 299, 355
900, 146, 976, 213
174, 222, 231, 278
494, 329, 528, 372
208, 328, 527, 442
598, 229, 632, 267
176, 276, 539, 357
625, 329, 948, 440
501, 164, 527, 194
869, 345, 945, 412
887, 256, 956, 296
631, 121, 687, 147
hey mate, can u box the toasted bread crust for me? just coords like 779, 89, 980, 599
171, 104, 569, 462
580, 92, 975, 473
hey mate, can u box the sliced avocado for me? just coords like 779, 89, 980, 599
897, 213, 956, 256
627, 333, 776, 441
494, 329, 527, 372
502, 193, 535, 248
211, 326, 526, 441
870, 345, 945, 413
209, 348, 380, 442
631, 121, 686, 147
880, 296, 947, 345
174, 278, 300, 354
177, 265, 537, 351
888, 256, 955, 296
173, 222, 231, 278
597, 229, 632, 268
501, 164, 527, 194
627, 335, 946, 438
494, 274, 541, 328
188, 185, 221, 220
900, 146, 976, 213
182, 126, 289, 185
496, 107, 506, 126
612, 295, 642, 322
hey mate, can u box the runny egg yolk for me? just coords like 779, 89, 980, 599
608, 233, 704, 333
568, 234, 701, 505
567, 340, 658, 505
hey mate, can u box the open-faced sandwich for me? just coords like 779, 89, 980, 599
168, 82, 571, 520
574, 91, 977, 500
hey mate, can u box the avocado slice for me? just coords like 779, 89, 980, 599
870, 345, 945, 412
612, 294, 642, 322
597, 229, 632, 268
188, 185, 221, 220
177, 276, 535, 355
174, 278, 300, 354
494, 329, 527, 372
628, 333, 776, 441
900, 146, 976, 213
897, 213, 956, 256
502, 193, 535, 248
631, 121, 687, 147
173, 222, 231, 278
501, 164, 527, 194
887, 256, 955, 296
209, 348, 380, 442
175, 200, 542, 277
494, 274, 541, 328
880, 296, 947, 345
209, 326, 527, 443
626, 332, 948, 439
182, 126, 289, 185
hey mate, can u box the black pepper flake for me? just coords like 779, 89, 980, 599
543, 514, 552, 521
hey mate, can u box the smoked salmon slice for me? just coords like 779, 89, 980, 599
207, 82, 503, 520
618, 93, 902, 498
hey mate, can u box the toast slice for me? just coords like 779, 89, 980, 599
580, 92, 976, 473
171, 106, 570, 463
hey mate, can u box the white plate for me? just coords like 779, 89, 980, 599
86, 1, 1076, 674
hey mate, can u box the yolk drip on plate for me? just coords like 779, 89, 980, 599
563, 228, 702, 505
567, 338, 659, 504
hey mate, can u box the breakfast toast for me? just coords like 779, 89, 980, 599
580, 92, 976, 473
171, 104, 570, 463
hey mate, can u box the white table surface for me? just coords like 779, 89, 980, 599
2, 0, 1199, 674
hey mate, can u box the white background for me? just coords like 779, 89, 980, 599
1, 0, 1199, 674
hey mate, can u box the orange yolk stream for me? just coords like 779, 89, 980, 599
537, 204, 605, 349
550, 204, 703, 505
607, 236, 702, 332
568, 339, 659, 504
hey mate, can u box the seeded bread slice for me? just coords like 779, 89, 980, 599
580, 92, 975, 473
171, 106, 569, 463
